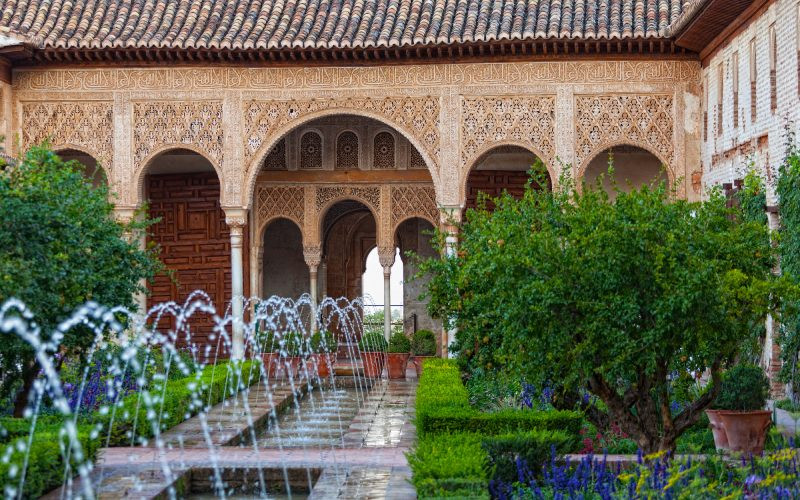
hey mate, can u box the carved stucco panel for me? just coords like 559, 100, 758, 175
255, 185, 305, 236
132, 100, 224, 173
460, 95, 556, 172
575, 94, 675, 178
21, 101, 113, 170
390, 185, 439, 231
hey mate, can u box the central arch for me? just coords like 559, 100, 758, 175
243, 108, 441, 210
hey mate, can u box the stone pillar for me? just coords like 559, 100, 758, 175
378, 246, 396, 342
303, 245, 322, 332
114, 206, 147, 315
439, 206, 462, 358
225, 208, 247, 360
765, 209, 785, 397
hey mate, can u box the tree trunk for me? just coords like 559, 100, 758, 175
12, 363, 37, 418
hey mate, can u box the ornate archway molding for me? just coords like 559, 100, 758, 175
241, 97, 441, 209
254, 182, 438, 261
574, 94, 676, 188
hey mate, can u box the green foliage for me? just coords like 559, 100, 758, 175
406, 432, 490, 499
310, 330, 337, 354
0, 424, 100, 498
0, 145, 162, 411
712, 364, 770, 411
358, 331, 388, 352
411, 329, 437, 356
775, 398, 800, 412
418, 166, 782, 451
481, 429, 576, 483
93, 360, 259, 446
778, 137, 800, 397
465, 372, 523, 411
736, 165, 768, 226
388, 331, 411, 353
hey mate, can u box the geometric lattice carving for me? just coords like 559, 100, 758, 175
336, 131, 359, 170
300, 132, 322, 169
256, 186, 305, 230
243, 96, 440, 176
409, 147, 426, 169
461, 96, 556, 169
575, 95, 673, 170
133, 101, 223, 167
21, 101, 113, 168
373, 132, 395, 169
316, 185, 381, 214
390, 185, 438, 229
263, 139, 287, 170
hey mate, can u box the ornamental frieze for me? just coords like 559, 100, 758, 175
21, 101, 113, 169
574, 94, 675, 176
14, 61, 699, 92
460, 96, 556, 171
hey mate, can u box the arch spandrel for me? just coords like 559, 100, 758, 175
241, 99, 442, 209
574, 94, 675, 185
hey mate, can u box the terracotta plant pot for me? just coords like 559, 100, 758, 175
261, 352, 280, 378
412, 355, 435, 378
705, 410, 729, 451
718, 410, 772, 455
387, 353, 410, 379
311, 353, 334, 378
287, 356, 304, 378
361, 351, 386, 378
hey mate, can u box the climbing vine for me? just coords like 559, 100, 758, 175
736, 162, 768, 226
778, 132, 800, 398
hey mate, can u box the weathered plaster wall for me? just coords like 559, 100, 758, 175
261, 218, 309, 300
397, 218, 441, 344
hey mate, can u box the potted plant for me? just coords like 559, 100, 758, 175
358, 331, 388, 378
282, 331, 306, 379
310, 329, 338, 378
711, 364, 772, 454
387, 331, 411, 379
410, 329, 437, 377
257, 330, 281, 378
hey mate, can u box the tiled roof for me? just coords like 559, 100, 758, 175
0, 0, 693, 51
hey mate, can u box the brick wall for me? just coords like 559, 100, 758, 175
700, 0, 800, 396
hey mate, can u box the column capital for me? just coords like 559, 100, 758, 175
377, 245, 396, 269
303, 244, 322, 269
223, 207, 247, 237
113, 206, 137, 224
438, 205, 463, 225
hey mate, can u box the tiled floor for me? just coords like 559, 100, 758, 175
46, 367, 419, 499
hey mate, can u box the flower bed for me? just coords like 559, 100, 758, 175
408, 359, 581, 498
0, 360, 260, 497
490, 448, 800, 498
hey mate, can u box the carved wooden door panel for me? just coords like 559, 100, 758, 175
146, 172, 249, 353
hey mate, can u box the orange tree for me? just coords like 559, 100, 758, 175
0, 145, 162, 416
419, 170, 789, 452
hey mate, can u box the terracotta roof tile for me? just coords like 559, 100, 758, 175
0, 0, 694, 51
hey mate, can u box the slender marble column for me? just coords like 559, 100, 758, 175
378, 247, 396, 342
225, 210, 247, 360
304, 245, 322, 333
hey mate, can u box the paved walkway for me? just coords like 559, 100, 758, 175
46, 368, 419, 499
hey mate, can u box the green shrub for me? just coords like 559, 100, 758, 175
481, 429, 576, 483
407, 433, 491, 499
310, 330, 337, 354
416, 406, 582, 436
388, 332, 411, 353
0, 415, 64, 442
712, 364, 769, 411
0, 424, 100, 498
358, 331, 388, 352
411, 330, 437, 356
93, 360, 259, 446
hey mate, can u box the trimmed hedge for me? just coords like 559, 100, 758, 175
1, 424, 100, 498
415, 359, 582, 437
409, 359, 583, 498
407, 432, 491, 500
0, 360, 260, 497
482, 429, 576, 483
94, 360, 259, 446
